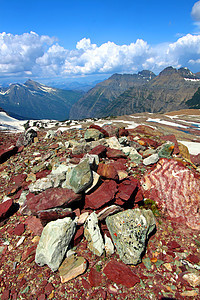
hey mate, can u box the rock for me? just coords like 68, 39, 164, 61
106, 208, 156, 265
85, 171, 100, 193
140, 158, 200, 229
65, 159, 93, 193
106, 137, 121, 150
14, 223, 25, 236
97, 205, 123, 221
143, 153, 159, 165
24, 216, 43, 236
84, 212, 104, 256
88, 267, 103, 287
103, 259, 140, 287
0, 146, 18, 164
190, 153, 200, 166
26, 188, 82, 215
80, 153, 99, 170
51, 163, 70, 175
0, 199, 14, 221
180, 290, 198, 297
89, 145, 107, 157
183, 272, 200, 287
118, 128, 129, 137
161, 135, 180, 154
102, 124, 118, 137
89, 124, 109, 137
48, 173, 66, 188
45, 130, 56, 139
35, 217, 76, 271
28, 177, 53, 193
143, 148, 156, 158
178, 142, 191, 161
116, 177, 139, 204
37, 207, 73, 226
117, 170, 128, 181
59, 255, 87, 283
84, 128, 104, 141
132, 125, 162, 136
128, 148, 142, 164
97, 162, 118, 180
106, 148, 126, 159
85, 180, 117, 210
16, 128, 37, 147
77, 212, 89, 225
156, 141, 174, 158
104, 234, 114, 256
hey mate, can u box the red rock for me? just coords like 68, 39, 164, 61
26, 188, 82, 215
24, 216, 43, 236
0, 199, 13, 221
140, 158, 200, 230
106, 148, 126, 160
116, 177, 138, 203
89, 124, 109, 137
167, 240, 181, 250
131, 125, 162, 136
73, 226, 84, 246
190, 153, 200, 166
89, 145, 107, 157
0, 146, 18, 164
49, 143, 59, 149
82, 278, 91, 290
1, 289, 10, 300
22, 245, 36, 261
14, 223, 25, 236
186, 254, 200, 264
37, 208, 73, 226
139, 137, 161, 149
102, 124, 118, 137
69, 157, 80, 164
103, 260, 140, 288
35, 169, 51, 180
45, 282, 54, 294
118, 128, 129, 137
85, 180, 117, 209
161, 135, 180, 154
10, 174, 27, 186
97, 162, 118, 180
88, 267, 103, 287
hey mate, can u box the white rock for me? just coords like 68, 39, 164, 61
29, 177, 53, 193
143, 153, 159, 166
77, 212, 89, 225
105, 234, 115, 256
183, 272, 200, 287
106, 137, 121, 150
51, 163, 72, 175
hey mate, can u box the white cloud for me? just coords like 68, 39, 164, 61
191, 1, 200, 21
0, 32, 200, 79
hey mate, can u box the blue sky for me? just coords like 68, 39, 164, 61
0, 0, 200, 83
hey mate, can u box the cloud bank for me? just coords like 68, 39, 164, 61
191, 1, 200, 21
0, 31, 200, 80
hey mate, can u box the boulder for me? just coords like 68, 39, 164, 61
106, 208, 156, 265
89, 145, 107, 157
103, 259, 140, 287
16, 128, 37, 147
84, 128, 104, 141
28, 177, 54, 193
106, 148, 126, 159
97, 162, 118, 180
104, 234, 115, 256
89, 124, 109, 137
85, 180, 117, 210
84, 212, 104, 256
143, 153, 159, 165
115, 177, 138, 204
156, 141, 174, 158
35, 217, 76, 271
140, 158, 200, 229
106, 137, 121, 150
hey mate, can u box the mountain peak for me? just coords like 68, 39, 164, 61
159, 66, 178, 76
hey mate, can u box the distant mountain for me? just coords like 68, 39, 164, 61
70, 67, 200, 119
0, 80, 83, 120
69, 70, 156, 119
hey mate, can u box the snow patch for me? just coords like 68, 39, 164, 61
179, 141, 200, 155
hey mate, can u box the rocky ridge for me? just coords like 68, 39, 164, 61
0, 111, 200, 299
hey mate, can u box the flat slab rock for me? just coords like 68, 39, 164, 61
140, 158, 200, 230
106, 208, 156, 265
103, 259, 140, 288
59, 255, 87, 283
26, 188, 82, 215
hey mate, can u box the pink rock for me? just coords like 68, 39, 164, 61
24, 216, 43, 236
14, 223, 25, 236
118, 128, 129, 137
161, 135, 180, 154
106, 148, 126, 160
0, 146, 18, 164
0, 199, 13, 221
103, 260, 140, 288
140, 158, 200, 230
190, 153, 200, 166
85, 180, 117, 209
89, 124, 109, 137
88, 267, 103, 287
26, 188, 82, 215
97, 162, 118, 180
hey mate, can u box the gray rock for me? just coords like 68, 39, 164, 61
143, 153, 159, 166
104, 234, 115, 256
106, 208, 156, 265
16, 127, 37, 147
47, 173, 66, 188
106, 136, 121, 149
80, 153, 99, 169
156, 141, 174, 158
65, 159, 93, 193
84, 212, 104, 256
45, 130, 56, 139
35, 217, 76, 271
28, 177, 53, 193
84, 128, 104, 141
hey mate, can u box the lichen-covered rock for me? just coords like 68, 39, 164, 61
106, 208, 156, 265
35, 217, 76, 271
156, 141, 174, 158
140, 158, 200, 229
84, 212, 104, 256
59, 255, 87, 283
84, 128, 104, 141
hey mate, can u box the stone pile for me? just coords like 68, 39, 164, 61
0, 121, 200, 299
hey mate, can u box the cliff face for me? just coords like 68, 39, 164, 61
70, 67, 200, 119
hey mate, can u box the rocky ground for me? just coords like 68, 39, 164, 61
0, 110, 200, 300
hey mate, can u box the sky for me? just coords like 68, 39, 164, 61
0, 0, 200, 84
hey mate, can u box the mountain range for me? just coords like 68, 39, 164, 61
70, 67, 200, 119
0, 66, 200, 121
0, 80, 83, 120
